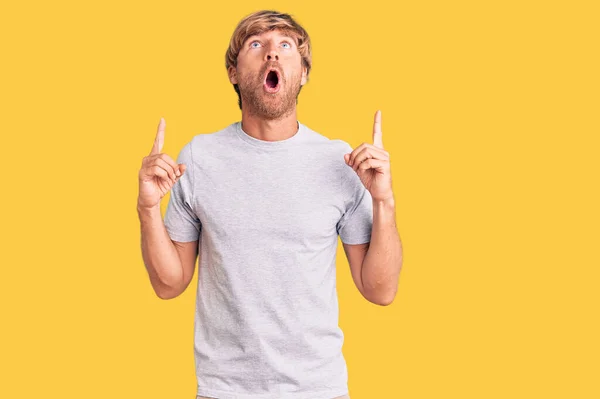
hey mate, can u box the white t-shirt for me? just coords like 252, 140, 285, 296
164, 120, 373, 399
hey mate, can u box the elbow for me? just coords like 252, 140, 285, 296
380, 295, 396, 306
371, 293, 396, 306
364, 286, 397, 306
361, 260, 402, 307
145, 267, 186, 300
373, 266, 402, 306
153, 280, 184, 300
156, 289, 180, 300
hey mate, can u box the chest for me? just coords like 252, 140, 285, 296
192, 153, 344, 246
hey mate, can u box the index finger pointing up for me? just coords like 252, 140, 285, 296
373, 110, 384, 149
151, 117, 165, 155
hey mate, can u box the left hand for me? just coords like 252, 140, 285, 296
344, 110, 394, 202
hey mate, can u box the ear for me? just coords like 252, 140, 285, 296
228, 66, 238, 85
300, 65, 307, 86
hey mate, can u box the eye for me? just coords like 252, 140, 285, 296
250, 41, 261, 48
281, 42, 291, 49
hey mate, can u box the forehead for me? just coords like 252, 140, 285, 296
246, 29, 296, 41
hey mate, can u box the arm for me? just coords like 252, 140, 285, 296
342, 110, 403, 305
138, 118, 200, 300
359, 196, 402, 305
343, 196, 402, 306
138, 204, 199, 299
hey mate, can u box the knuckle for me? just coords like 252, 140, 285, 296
161, 154, 175, 167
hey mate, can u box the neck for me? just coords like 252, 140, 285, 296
240, 105, 299, 142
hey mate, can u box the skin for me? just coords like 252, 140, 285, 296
342, 110, 403, 306
227, 29, 307, 142
138, 29, 402, 306
226, 29, 402, 306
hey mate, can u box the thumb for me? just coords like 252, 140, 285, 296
150, 117, 166, 155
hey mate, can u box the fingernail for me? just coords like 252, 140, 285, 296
176, 170, 181, 176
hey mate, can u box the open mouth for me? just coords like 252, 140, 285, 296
263, 69, 281, 93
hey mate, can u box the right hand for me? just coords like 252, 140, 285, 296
137, 117, 187, 210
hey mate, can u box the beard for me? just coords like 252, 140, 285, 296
237, 66, 302, 120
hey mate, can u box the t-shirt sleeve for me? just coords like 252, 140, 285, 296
163, 141, 202, 242
336, 144, 374, 244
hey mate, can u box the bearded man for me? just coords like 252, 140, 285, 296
137, 9, 403, 399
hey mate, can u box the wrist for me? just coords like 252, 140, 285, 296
373, 195, 395, 208
137, 201, 161, 216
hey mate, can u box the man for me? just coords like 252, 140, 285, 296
137, 9, 403, 399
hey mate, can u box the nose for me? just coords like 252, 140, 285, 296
265, 44, 279, 61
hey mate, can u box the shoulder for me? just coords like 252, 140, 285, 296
297, 123, 356, 180
299, 122, 353, 154
180, 122, 239, 156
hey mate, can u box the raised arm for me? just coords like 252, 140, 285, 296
137, 117, 197, 299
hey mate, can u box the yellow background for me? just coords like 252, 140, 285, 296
1, 0, 598, 398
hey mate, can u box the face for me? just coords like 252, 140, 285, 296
229, 29, 308, 119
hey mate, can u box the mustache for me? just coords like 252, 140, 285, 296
260, 63, 283, 80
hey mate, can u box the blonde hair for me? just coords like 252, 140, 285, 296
225, 10, 313, 109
